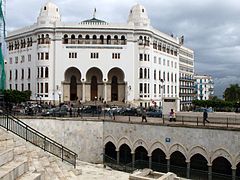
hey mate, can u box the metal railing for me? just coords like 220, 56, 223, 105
0, 111, 77, 167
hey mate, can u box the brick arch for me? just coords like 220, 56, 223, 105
149, 141, 167, 157
116, 136, 133, 152
168, 143, 187, 160
104, 135, 117, 149
211, 148, 233, 167
132, 139, 149, 154
188, 145, 210, 164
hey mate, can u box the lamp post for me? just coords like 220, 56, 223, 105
58, 91, 62, 106
160, 79, 164, 111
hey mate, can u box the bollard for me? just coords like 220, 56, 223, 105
162, 115, 165, 124
197, 117, 198, 126
227, 117, 229, 128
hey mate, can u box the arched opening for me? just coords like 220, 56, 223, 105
100, 35, 104, 44
190, 154, 208, 179
105, 142, 117, 163
91, 76, 98, 100
236, 162, 240, 177
119, 144, 132, 165
71, 34, 75, 44
111, 76, 118, 101
85, 35, 90, 44
107, 35, 111, 44
170, 151, 187, 178
78, 35, 82, 44
63, 34, 68, 44
114, 35, 118, 44
70, 76, 77, 101
212, 157, 232, 179
152, 148, 167, 173
135, 146, 148, 169
121, 35, 126, 45
45, 67, 49, 78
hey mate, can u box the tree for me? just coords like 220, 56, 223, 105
224, 84, 240, 102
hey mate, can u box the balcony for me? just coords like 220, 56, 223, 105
179, 77, 194, 82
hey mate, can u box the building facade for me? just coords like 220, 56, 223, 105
5, 2, 194, 110
179, 46, 195, 110
194, 75, 214, 100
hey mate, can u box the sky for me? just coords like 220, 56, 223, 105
5, 0, 240, 97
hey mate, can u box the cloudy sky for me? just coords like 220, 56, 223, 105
6, 0, 240, 97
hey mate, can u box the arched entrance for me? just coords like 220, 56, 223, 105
111, 76, 118, 101
70, 76, 77, 100
105, 142, 117, 163
86, 67, 103, 102
152, 148, 167, 173
170, 151, 187, 178
107, 68, 125, 102
212, 157, 232, 179
135, 146, 148, 169
119, 144, 132, 165
64, 67, 81, 102
91, 76, 98, 100
190, 154, 208, 179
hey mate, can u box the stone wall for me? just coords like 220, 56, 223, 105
21, 118, 240, 167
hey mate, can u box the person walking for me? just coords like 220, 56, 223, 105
203, 109, 210, 125
77, 107, 81, 117
169, 109, 176, 122
142, 108, 147, 122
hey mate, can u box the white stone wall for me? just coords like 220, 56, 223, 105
20, 118, 240, 168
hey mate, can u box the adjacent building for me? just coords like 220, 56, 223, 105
5, 2, 195, 111
194, 75, 214, 100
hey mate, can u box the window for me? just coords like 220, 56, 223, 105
28, 68, 31, 79
167, 60, 169, 66
15, 84, 18, 90
40, 83, 43, 93
9, 58, 12, 64
9, 70, 12, 80
40, 67, 44, 78
37, 67, 39, 78
9, 84, 12, 90
45, 83, 48, 93
21, 55, 25, 63
45, 67, 49, 78
28, 54, 31, 62
154, 70, 156, 80
28, 83, 30, 91
69, 52, 77, 59
90, 53, 99, 59
15, 57, 18, 64
163, 59, 165, 65
15, 69, 18, 80
41, 52, 44, 60
21, 69, 24, 79
154, 84, 156, 94
112, 53, 120, 59
37, 83, 39, 93
139, 54, 143, 61
154, 56, 156, 63
159, 57, 161, 64
21, 84, 24, 91
139, 68, 143, 79
45, 52, 49, 60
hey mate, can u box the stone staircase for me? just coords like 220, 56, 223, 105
0, 128, 80, 180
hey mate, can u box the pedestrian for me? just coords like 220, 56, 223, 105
171, 109, 176, 122
169, 109, 173, 122
69, 107, 72, 117
77, 107, 81, 117
203, 109, 210, 125
142, 108, 147, 122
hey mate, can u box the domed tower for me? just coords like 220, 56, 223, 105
37, 1, 61, 25
127, 4, 150, 27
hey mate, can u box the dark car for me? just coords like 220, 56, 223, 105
146, 109, 162, 117
121, 108, 138, 116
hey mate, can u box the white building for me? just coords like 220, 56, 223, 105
5, 2, 195, 110
179, 46, 195, 110
194, 75, 214, 100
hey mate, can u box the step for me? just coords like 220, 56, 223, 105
0, 159, 28, 180
16, 172, 42, 180
0, 149, 13, 167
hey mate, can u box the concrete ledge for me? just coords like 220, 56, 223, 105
0, 149, 14, 167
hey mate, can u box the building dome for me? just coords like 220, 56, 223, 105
127, 4, 150, 27
37, 1, 61, 24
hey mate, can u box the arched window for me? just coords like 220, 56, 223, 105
114, 35, 118, 45
92, 35, 97, 44
71, 34, 75, 44
121, 35, 126, 45
78, 35, 82, 44
107, 35, 111, 44
139, 68, 143, 79
38, 35, 40, 44
41, 34, 44, 44
100, 35, 104, 44
85, 35, 90, 44
46, 34, 50, 44
45, 67, 49, 78
63, 34, 68, 44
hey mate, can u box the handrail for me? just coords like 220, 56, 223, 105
0, 111, 77, 167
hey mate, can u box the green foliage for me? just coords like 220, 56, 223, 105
224, 84, 240, 102
1, 90, 31, 104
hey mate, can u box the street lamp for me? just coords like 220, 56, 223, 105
58, 91, 62, 106
160, 79, 164, 110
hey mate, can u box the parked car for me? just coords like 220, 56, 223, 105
121, 108, 138, 116
146, 109, 162, 117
